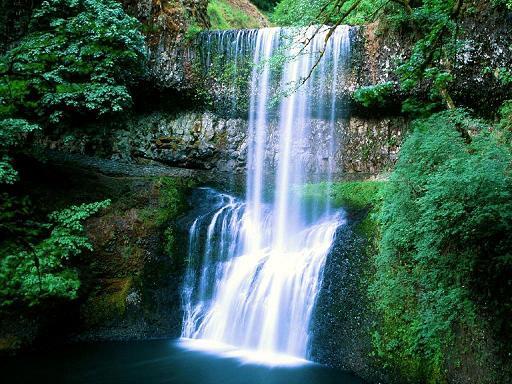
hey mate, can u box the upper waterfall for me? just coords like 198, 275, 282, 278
181, 26, 351, 362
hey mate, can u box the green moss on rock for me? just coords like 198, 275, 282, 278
82, 278, 132, 327
330, 181, 384, 210
0, 336, 20, 352
208, 0, 264, 30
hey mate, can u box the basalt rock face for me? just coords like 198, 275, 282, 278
89, 4, 508, 178
348, 4, 512, 114
42, 111, 407, 179
153, 5, 512, 112
114, 112, 248, 174
310, 213, 383, 383
341, 116, 405, 174
120, 0, 210, 89
23, 2, 510, 178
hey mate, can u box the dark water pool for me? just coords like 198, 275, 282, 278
1, 339, 366, 384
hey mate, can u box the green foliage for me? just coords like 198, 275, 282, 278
303, 180, 384, 209
329, 181, 383, 210
272, 0, 386, 26
250, 0, 279, 12
155, 177, 192, 225
494, 0, 512, 9
273, 0, 481, 113
371, 109, 512, 381
272, 0, 326, 26
482, 65, 512, 86
163, 227, 175, 258
0, 119, 40, 184
208, 0, 261, 30
353, 0, 464, 113
185, 22, 203, 41
137, 177, 194, 261
0, 200, 110, 307
499, 100, 512, 131
0, 119, 40, 149
0, 3, 144, 312
301, 181, 384, 237
353, 82, 395, 108
401, 97, 440, 116
0, 0, 146, 128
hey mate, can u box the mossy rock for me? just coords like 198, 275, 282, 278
207, 0, 267, 30
82, 278, 133, 327
0, 336, 21, 352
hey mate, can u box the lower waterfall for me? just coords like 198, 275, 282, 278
181, 26, 351, 362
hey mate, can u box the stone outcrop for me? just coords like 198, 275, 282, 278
115, 112, 248, 173
95, 4, 508, 180
41, 111, 407, 178
120, 0, 210, 89
145, 4, 512, 114
349, 4, 512, 114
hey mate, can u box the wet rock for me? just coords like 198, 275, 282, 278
40, 111, 408, 178
310, 216, 387, 383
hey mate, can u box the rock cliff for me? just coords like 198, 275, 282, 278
37, 4, 511, 178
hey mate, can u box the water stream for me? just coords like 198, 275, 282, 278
181, 26, 351, 362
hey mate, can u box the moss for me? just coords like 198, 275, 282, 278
208, 0, 261, 30
185, 22, 203, 41
163, 227, 175, 258
82, 277, 132, 327
136, 177, 196, 228
0, 336, 20, 352
302, 181, 384, 208
330, 181, 384, 210
301, 180, 385, 239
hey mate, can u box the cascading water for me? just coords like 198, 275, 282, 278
181, 26, 351, 362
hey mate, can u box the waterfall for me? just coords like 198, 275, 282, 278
181, 26, 351, 362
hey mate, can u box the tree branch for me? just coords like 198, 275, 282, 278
298, 0, 363, 86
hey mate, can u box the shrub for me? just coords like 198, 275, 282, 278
0, 200, 111, 307
0, 0, 146, 129
371, 109, 512, 381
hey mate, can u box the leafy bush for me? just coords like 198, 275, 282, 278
0, 0, 146, 128
494, 0, 512, 9
499, 100, 512, 131
353, 82, 395, 108
271, 0, 388, 26
0, 1, 144, 310
272, 0, 326, 26
0, 200, 110, 307
0, 119, 40, 184
371, 109, 512, 381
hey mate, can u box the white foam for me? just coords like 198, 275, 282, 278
177, 338, 313, 367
